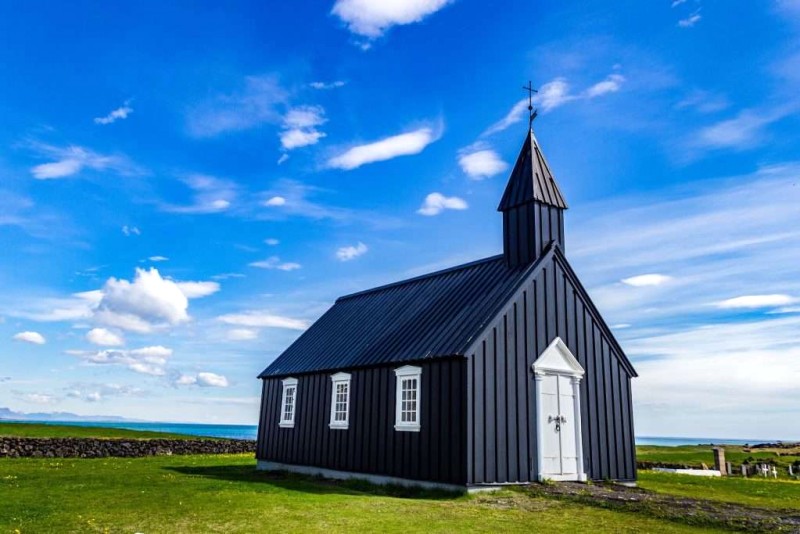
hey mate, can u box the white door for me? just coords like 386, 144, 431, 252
539, 373, 580, 479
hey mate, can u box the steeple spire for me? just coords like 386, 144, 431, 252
498, 128, 568, 268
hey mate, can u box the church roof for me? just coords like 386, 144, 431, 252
258, 252, 546, 378
497, 129, 568, 211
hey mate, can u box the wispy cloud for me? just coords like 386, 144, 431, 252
678, 10, 702, 27
331, 0, 452, 41
458, 146, 508, 180
249, 256, 302, 271
174, 372, 229, 388
417, 192, 468, 216
68, 345, 173, 376
216, 311, 309, 330
336, 242, 368, 261
29, 143, 139, 180
483, 73, 625, 135
717, 294, 798, 309
94, 101, 133, 125
310, 80, 346, 90
122, 225, 141, 237
621, 274, 673, 287
328, 126, 440, 170
691, 106, 795, 152
160, 174, 236, 214
186, 75, 288, 137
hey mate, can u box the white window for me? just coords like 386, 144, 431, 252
394, 366, 421, 432
329, 372, 351, 429
279, 377, 298, 428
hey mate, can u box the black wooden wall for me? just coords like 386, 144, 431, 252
465, 252, 636, 484
503, 202, 564, 267
256, 358, 467, 485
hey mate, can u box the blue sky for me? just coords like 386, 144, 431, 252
2, 1, 799, 438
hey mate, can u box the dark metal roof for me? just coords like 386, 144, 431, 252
259, 254, 538, 378
498, 129, 568, 211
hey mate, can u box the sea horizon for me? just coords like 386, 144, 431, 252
2, 419, 794, 446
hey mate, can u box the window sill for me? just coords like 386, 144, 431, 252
279, 422, 295, 429
394, 424, 420, 432
329, 423, 349, 430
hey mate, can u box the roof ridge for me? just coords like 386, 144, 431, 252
336, 254, 506, 302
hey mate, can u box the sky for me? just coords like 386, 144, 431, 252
1, 1, 799, 438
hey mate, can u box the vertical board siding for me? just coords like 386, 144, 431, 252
466, 256, 636, 484
503, 203, 564, 267
256, 358, 467, 485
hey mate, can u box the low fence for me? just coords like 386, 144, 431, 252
0, 437, 256, 458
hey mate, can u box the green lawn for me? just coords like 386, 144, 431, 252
638, 470, 800, 511
0, 454, 720, 534
0, 422, 199, 440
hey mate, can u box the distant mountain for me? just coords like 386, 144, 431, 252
0, 407, 142, 423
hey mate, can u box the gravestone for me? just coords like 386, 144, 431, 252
713, 447, 726, 475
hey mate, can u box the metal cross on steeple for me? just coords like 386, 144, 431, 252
522, 81, 538, 129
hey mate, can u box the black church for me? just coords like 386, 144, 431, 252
255, 127, 637, 491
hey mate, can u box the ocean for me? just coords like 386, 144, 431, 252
6, 420, 783, 446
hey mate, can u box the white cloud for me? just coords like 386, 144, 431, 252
280, 105, 327, 150
186, 75, 288, 137
717, 294, 798, 309
277, 154, 289, 165
458, 148, 508, 180
226, 328, 259, 341
417, 192, 468, 216
678, 11, 702, 27
69, 345, 173, 376
197, 372, 229, 387
122, 225, 140, 236
693, 109, 784, 151
161, 174, 236, 214
675, 89, 729, 114
336, 242, 368, 261
585, 74, 625, 98
94, 102, 133, 125
249, 256, 301, 271
217, 311, 309, 330
92, 268, 216, 333
175, 281, 220, 299
671, 0, 688, 6
66, 383, 143, 402
264, 196, 286, 207
310, 80, 346, 90
12, 331, 46, 345
86, 327, 124, 347
175, 372, 230, 388
30, 144, 138, 180
537, 78, 575, 112
264, 238, 280, 246
621, 274, 673, 287
148, 256, 169, 262
328, 127, 439, 170
331, 0, 452, 39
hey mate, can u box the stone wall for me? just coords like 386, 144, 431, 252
0, 437, 255, 458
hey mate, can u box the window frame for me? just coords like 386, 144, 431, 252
328, 372, 352, 430
394, 365, 422, 432
279, 377, 298, 428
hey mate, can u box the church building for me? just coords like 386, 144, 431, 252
255, 127, 638, 491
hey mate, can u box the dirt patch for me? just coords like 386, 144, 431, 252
527, 481, 800, 533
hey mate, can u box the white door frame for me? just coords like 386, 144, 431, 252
533, 337, 587, 482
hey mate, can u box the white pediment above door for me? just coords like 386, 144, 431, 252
532, 337, 585, 377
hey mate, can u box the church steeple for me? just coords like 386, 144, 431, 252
499, 129, 568, 268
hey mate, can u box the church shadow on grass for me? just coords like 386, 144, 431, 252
163, 464, 463, 500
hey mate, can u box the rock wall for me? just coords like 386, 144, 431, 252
0, 437, 255, 458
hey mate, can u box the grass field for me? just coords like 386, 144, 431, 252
0, 454, 723, 534
638, 470, 800, 511
0, 422, 202, 440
